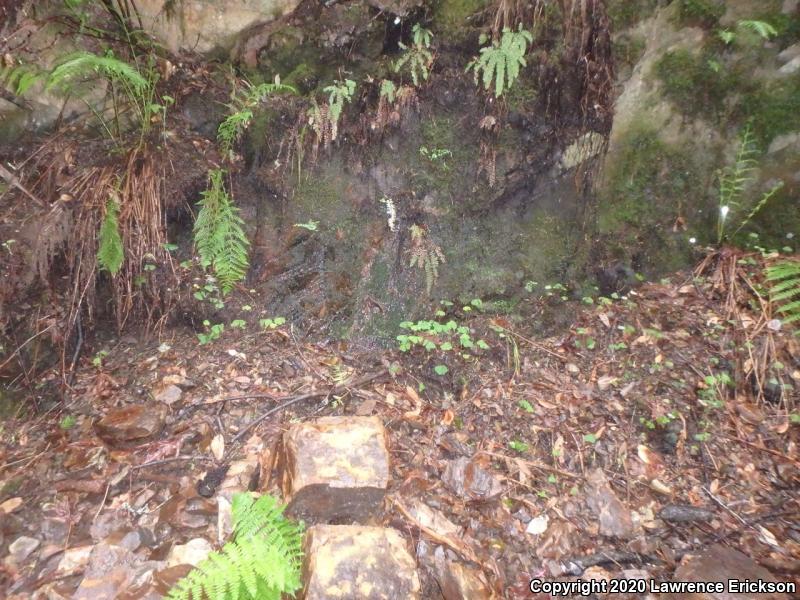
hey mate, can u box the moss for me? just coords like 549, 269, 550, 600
613, 33, 646, 70
432, 0, 488, 42
606, 0, 657, 31
598, 127, 704, 233
505, 76, 538, 112
738, 78, 800, 151
653, 48, 733, 119
673, 0, 725, 29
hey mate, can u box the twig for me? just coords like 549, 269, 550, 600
231, 370, 388, 444
0, 163, 48, 208
703, 486, 748, 526
721, 434, 800, 466
128, 455, 214, 470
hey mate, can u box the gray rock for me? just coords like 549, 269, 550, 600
8, 536, 40, 563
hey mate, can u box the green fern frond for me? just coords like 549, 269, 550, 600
766, 260, 800, 326
2, 64, 45, 96
167, 493, 304, 600
194, 169, 250, 293
217, 80, 296, 158
97, 197, 124, 275
46, 51, 148, 95
467, 26, 532, 98
738, 19, 778, 40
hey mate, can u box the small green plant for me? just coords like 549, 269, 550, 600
394, 24, 434, 87
583, 433, 598, 445
766, 260, 800, 327
294, 220, 319, 231
323, 79, 356, 139
198, 320, 225, 345
193, 279, 226, 310
59, 415, 77, 430
518, 399, 534, 413
509, 440, 529, 453
698, 372, 732, 408
419, 146, 452, 166
168, 492, 303, 600
217, 79, 296, 160
467, 26, 533, 98
379, 79, 397, 103
97, 197, 124, 275
408, 224, 445, 294
716, 125, 783, 244
719, 19, 779, 44
231, 319, 247, 329
397, 319, 488, 353
193, 169, 250, 293
433, 364, 449, 375
91, 349, 110, 368
259, 317, 286, 330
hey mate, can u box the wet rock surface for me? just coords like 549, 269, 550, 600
280, 416, 389, 522
302, 525, 421, 600
94, 404, 168, 445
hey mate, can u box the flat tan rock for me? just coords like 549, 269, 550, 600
302, 525, 420, 600
280, 416, 389, 522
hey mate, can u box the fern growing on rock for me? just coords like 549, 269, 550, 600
408, 224, 445, 295
766, 260, 800, 328
167, 493, 304, 600
97, 196, 124, 275
193, 169, 250, 293
467, 26, 533, 98
217, 79, 296, 160
394, 24, 434, 87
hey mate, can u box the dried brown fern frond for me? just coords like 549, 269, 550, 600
408, 224, 445, 295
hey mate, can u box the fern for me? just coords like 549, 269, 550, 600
167, 493, 304, 600
766, 260, 800, 327
217, 80, 296, 159
739, 20, 778, 40
193, 169, 250, 293
394, 24, 434, 87
97, 197, 124, 275
47, 50, 148, 96
408, 224, 445, 294
716, 125, 783, 243
467, 26, 533, 98
1, 64, 46, 96
322, 79, 356, 141
379, 79, 397, 103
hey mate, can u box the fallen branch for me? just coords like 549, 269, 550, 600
0, 163, 47, 207
231, 370, 388, 444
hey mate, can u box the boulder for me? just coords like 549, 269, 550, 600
134, 0, 302, 54
302, 525, 420, 599
280, 416, 389, 522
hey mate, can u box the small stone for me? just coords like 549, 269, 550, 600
94, 404, 167, 445
303, 525, 420, 599
441, 457, 503, 501
567, 363, 580, 374
0, 497, 22, 514
664, 544, 790, 599
585, 469, 640, 539
56, 545, 93, 575
154, 384, 183, 405
280, 416, 389, 522
432, 547, 491, 600
166, 538, 213, 568
658, 505, 714, 524
9, 536, 40, 562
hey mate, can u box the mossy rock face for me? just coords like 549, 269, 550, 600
431, 0, 488, 44
606, 0, 658, 31
673, 0, 725, 28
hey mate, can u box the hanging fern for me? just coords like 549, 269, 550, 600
467, 26, 533, 98
394, 24, 434, 87
408, 224, 445, 295
766, 260, 800, 327
167, 493, 304, 600
217, 80, 296, 159
193, 169, 250, 293
97, 197, 124, 275
322, 79, 356, 142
